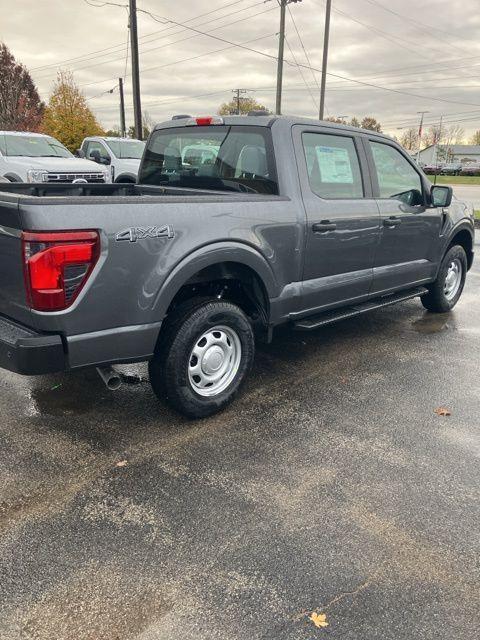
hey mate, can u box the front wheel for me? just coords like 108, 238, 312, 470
421, 245, 467, 313
149, 300, 255, 418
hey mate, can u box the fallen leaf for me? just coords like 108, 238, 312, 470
116, 460, 128, 467
309, 612, 329, 628
434, 407, 451, 417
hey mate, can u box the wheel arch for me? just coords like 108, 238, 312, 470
447, 224, 474, 270
4, 173, 22, 182
153, 242, 279, 326
114, 173, 137, 183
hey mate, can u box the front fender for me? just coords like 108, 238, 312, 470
152, 241, 280, 319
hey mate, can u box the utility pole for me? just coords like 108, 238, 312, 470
232, 88, 248, 115
416, 110, 429, 164
129, 0, 142, 140
319, 0, 332, 120
275, 0, 302, 116
433, 115, 443, 183
118, 77, 126, 137
275, 1, 287, 115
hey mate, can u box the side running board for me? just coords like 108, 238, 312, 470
293, 287, 428, 331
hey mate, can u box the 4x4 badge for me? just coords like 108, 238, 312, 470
116, 225, 175, 242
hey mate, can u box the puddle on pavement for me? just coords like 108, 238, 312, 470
27, 371, 102, 417
412, 313, 452, 334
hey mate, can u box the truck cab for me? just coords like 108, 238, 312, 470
79, 136, 146, 183
0, 131, 109, 183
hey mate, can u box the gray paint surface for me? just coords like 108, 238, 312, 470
0, 116, 475, 370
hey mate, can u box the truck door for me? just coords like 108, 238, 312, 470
365, 138, 443, 294
293, 126, 380, 315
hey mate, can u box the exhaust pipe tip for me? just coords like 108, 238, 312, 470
96, 366, 122, 391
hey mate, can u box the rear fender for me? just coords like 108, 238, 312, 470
152, 242, 279, 320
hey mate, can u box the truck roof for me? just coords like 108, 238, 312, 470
153, 114, 393, 142
0, 131, 50, 137
83, 136, 143, 142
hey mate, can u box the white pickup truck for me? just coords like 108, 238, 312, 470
79, 136, 146, 183
0, 131, 110, 183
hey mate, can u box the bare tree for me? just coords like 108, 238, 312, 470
399, 127, 419, 151
470, 130, 480, 145
0, 43, 44, 131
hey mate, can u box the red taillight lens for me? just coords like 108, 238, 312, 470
22, 231, 100, 311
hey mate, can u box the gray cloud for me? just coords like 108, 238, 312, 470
1, 0, 480, 138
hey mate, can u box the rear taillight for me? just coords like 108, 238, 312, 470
22, 231, 100, 311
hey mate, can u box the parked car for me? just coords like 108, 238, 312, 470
0, 115, 475, 418
0, 131, 110, 183
440, 162, 463, 176
78, 136, 146, 183
422, 163, 443, 175
460, 163, 480, 176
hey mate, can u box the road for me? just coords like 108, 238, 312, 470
0, 241, 479, 640
448, 183, 480, 209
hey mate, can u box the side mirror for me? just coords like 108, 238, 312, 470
75, 149, 85, 158
431, 185, 453, 208
102, 155, 111, 165
89, 149, 101, 163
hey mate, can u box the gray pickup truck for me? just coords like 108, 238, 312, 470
0, 115, 475, 417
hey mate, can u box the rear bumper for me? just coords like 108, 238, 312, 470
0, 315, 65, 375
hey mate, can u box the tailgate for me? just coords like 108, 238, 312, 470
0, 198, 30, 325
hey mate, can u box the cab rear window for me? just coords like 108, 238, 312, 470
139, 125, 278, 194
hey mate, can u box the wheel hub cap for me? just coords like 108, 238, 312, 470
444, 258, 462, 301
188, 325, 242, 397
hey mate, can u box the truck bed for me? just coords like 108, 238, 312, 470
0, 182, 276, 205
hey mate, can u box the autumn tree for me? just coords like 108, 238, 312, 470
349, 117, 360, 128
218, 97, 270, 115
0, 43, 44, 131
42, 71, 103, 152
399, 127, 419, 151
470, 130, 480, 145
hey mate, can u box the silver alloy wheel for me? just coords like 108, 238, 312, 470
444, 258, 463, 301
188, 325, 242, 397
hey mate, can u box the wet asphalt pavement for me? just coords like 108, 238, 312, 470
0, 241, 479, 640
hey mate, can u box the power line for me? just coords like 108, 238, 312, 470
33, 0, 259, 74
359, 0, 471, 54
284, 35, 318, 110
35, 1, 275, 80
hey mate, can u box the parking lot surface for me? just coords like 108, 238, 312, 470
0, 240, 479, 640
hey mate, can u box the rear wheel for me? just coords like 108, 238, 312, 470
149, 299, 255, 418
421, 245, 467, 312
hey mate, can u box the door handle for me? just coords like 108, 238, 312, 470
312, 221, 337, 233
383, 217, 401, 227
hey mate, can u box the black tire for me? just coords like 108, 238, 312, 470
421, 245, 467, 313
149, 299, 255, 418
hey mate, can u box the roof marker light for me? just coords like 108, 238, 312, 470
185, 116, 224, 126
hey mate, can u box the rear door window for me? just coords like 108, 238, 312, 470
140, 125, 278, 194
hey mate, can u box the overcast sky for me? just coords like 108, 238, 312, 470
2, 0, 480, 140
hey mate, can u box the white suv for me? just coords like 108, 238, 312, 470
79, 137, 146, 183
0, 131, 110, 183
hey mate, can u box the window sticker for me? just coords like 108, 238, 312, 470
316, 146, 354, 183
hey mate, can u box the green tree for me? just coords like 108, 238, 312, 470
0, 42, 44, 131
105, 127, 121, 137
218, 97, 270, 115
42, 71, 104, 152
360, 116, 382, 132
